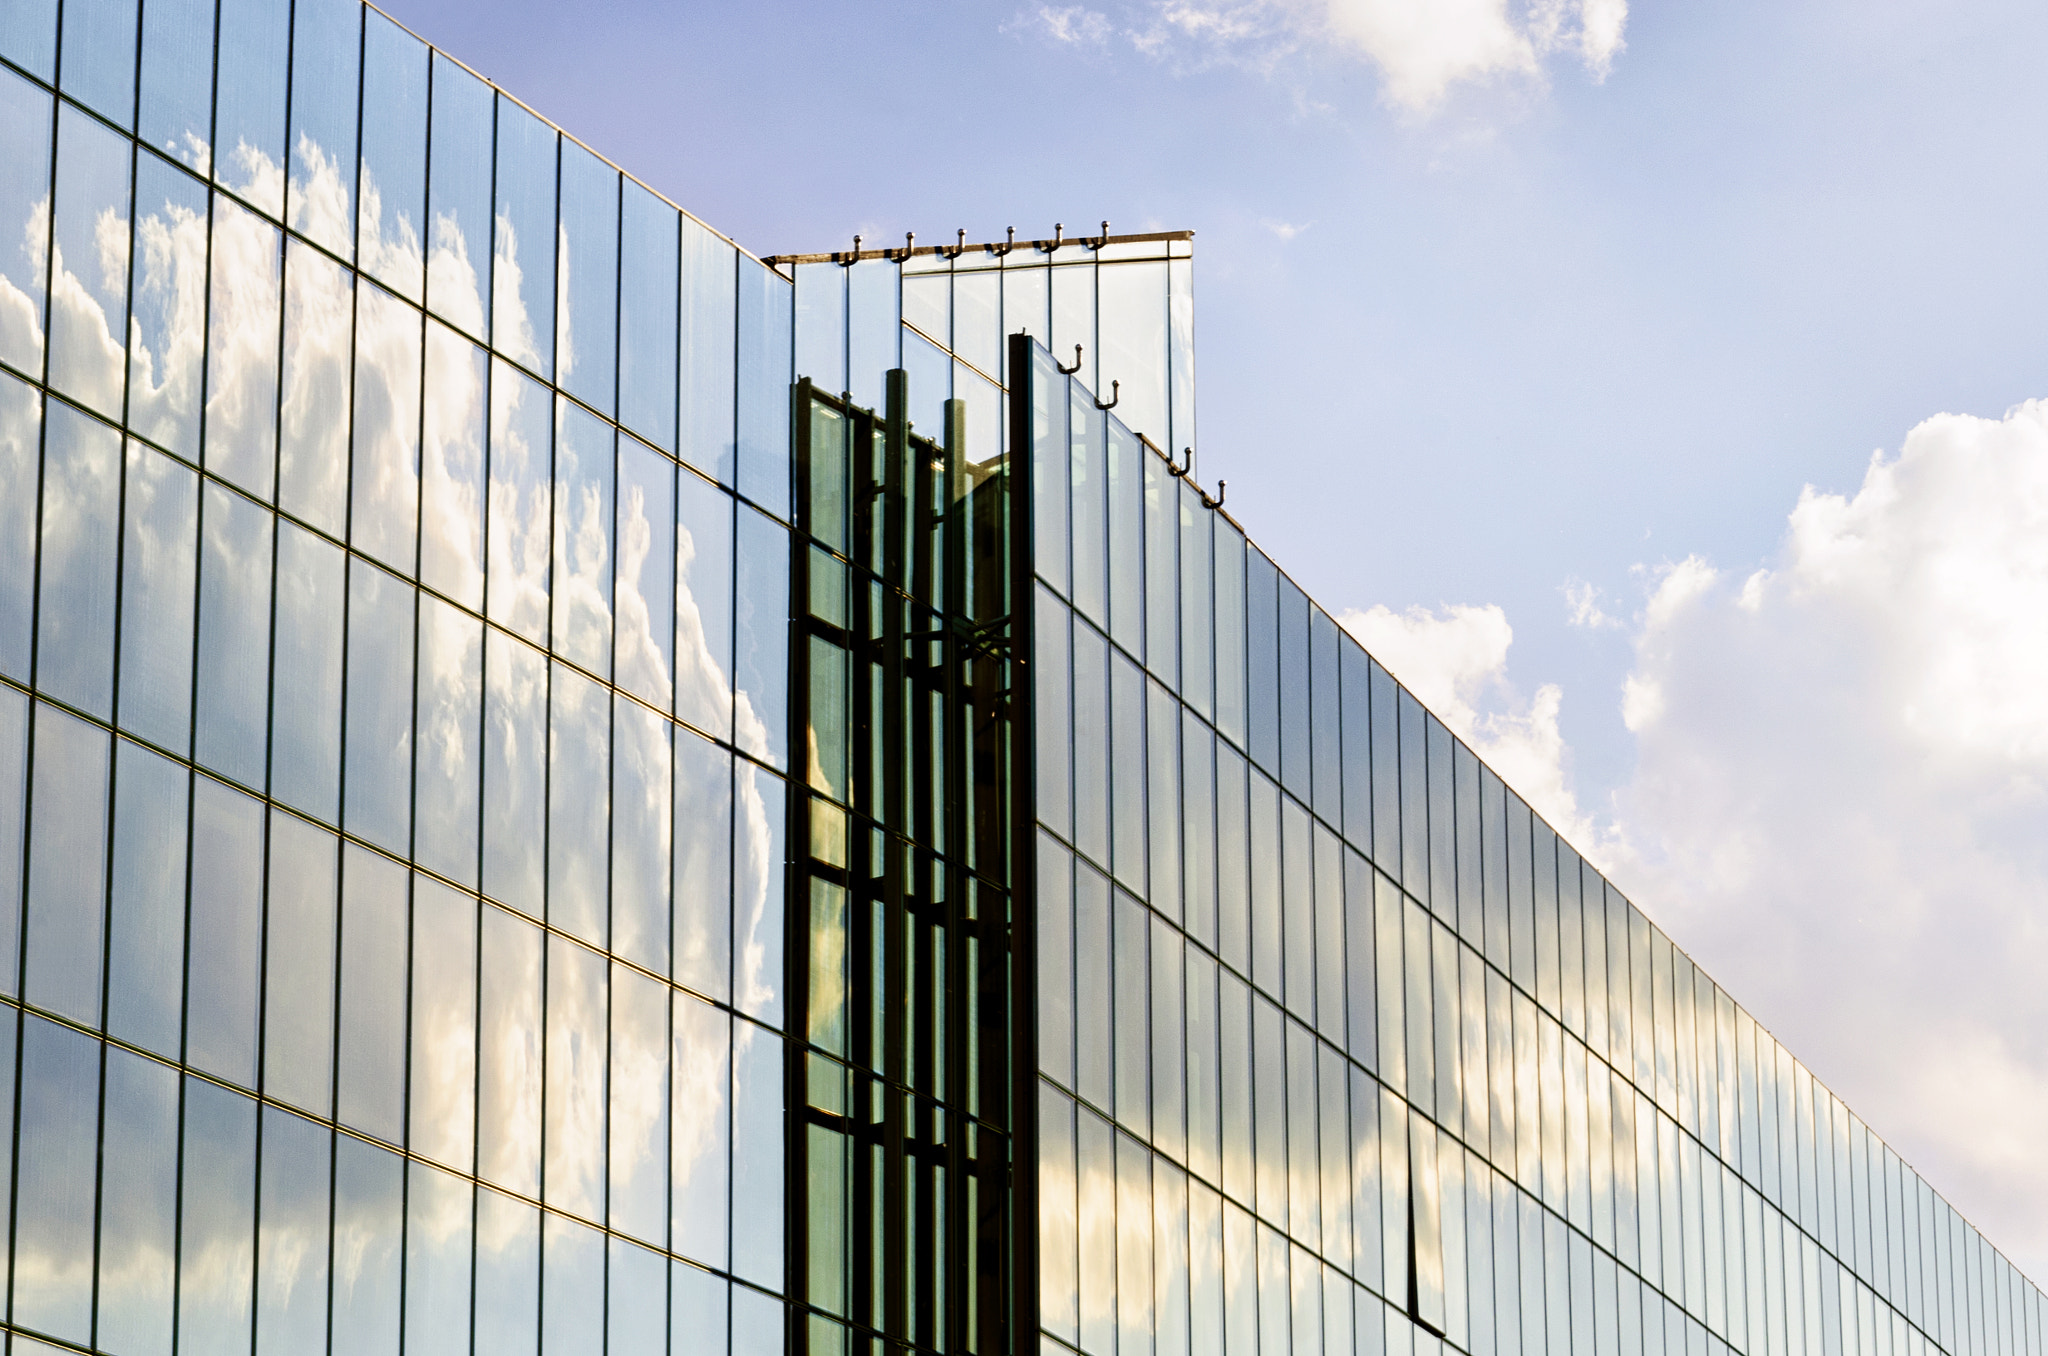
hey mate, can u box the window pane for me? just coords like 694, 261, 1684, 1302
613, 701, 672, 974
735, 505, 788, 768
483, 629, 547, 916
25, 690, 111, 1028
547, 664, 610, 946
0, 71, 52, 376
677, 470, 734, 738
279, 239, 353, 534
411, 876, 478, 1170
673, 992, 731, 1268
492, 100, 556, 378
414, 594, 482, 886
479, 903, 543, 1195
179, 1079, 257, 1356
98, 1047, 179, 1352
255, 1106, 331, 1353
487, 356, 553, 642
261, 813, 337, 1114
732, 1017, 784, 1289
421, 320, 487, 606
343, 560, 416, 854
674, 726, 732, 1000
332, 1136, 403, 1356
137, 0, 212, 172
358, 11, 427, 302
544, 934, 607, 1218
617, 436, 677, 708
194, 481, 271, 785
337, 845, 407, 1144
553, 399, 615, 674
0, 375, 42, 680
127, 151, 207, 459
283, 0, 355, 259
48, 107, 132, 416
620, 182, 679, 450
733, 763, 784, 1027
204, 196, 282, 498
352, 282, 423, 571
107, 741, 188, 1056
425, 53, 492, 338
187, 776, 263, 1085
679, 218, 736, 485
557, 143, 619, 415
404, 1163, 473, 1356
736, 261, 791, 517
475, 1190, 539, 1356
611, 962, 670, 1245
271, 520, 345, 820
15, 1017, 100, 1343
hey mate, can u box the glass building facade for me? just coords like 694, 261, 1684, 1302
0, 4, 2037, 1356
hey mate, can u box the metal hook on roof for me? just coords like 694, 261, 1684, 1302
993, 226, 1016, 258
843, 234, 862, 267
900, 231, 916, 261
1041, 222, 1065, 253
1167, 446, 1191, 478
1088, 219, 1111, 249
1057, 345, 1083, 375
1215, 479, 1227, 507
942, 228, 966, 260
1094, 381, 1120, 412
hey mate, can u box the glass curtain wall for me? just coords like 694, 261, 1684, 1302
1015, 332, 2048, 1356
0, 3, 795, 1354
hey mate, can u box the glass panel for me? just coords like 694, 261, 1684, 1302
285, 0, 357, 258
107, 742, 188, 1056
673, 992, 731, 1268
195, 482, 272, 786
261, 814, 337, 1114
127, 150, 207, 458
37, 400, 121, 717
1247, 550, 1278, 775
1098, 260, 1167, 447
187, 776, 262, 1085
343, 559, 416, 854
1073, 620, 1109, 867
475, 1190, 540, 1355
405, 1164, 473, 1355
426, 53, 492, 338
352, 281, 423, 571
731, 1016, 785, 1288
677, 469, 734, 738
611, 963, 670, 1244
483, 629, 547, 917
733, 763, 785, 1026
794, 262, 845, 393
337, 845, 407, 1144
734, 504, 788, 768
137, 0, 212, 170
548, 663, 610, 946
613, 700, 672, 973
1114, 889, 1151, 1133
557, 142, 618, 414
211, 0, 289, 210
98, 1046, 179, 1351
544, 933, 608, 1218
554, 398, 616, 673
674, 727, 732, 1001
680, 217, 736, 484
1070, 387, 1105, 625
1112, 650, 1147, 892
736, 260, 791, 517
492, 99, 556, 378
411, 876, 478, 1169
421, 319, 487, 606
617, 436, 676, 707
276, 239, 352, 532
0, 70, 52, 377
358, 11, 427, 301
620, 182, 679, 450
0, 0, 57, 80
332, 1136, 403, 1356
1031, 345, 1069, 597
846, 257, 896, 409
1214, 523, 1246, 748
271, 519, 345, 820
1108, 419, 1143, 653
478, 903, 543, 1194
48, 107, 131, 416
487, 356, 553, 642
611, 1238, 668, 1356
414, 594, 482, 885
179, 1079, 257, 1354
0, 376, 39, 681
256, 1106, 331, 1352
204, 196, 282, 498
15, 1017, 100, 1343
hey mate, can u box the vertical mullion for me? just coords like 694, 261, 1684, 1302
881, 369, 909, 1353
1004, 330, 1041, 1356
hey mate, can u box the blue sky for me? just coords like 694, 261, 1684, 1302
387, 0, 2048, 1278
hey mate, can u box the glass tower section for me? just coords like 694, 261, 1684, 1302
0, 4, 2042, 1356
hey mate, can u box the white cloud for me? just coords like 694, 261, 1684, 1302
1360, 401, 2048, 1281
1010, 4, 1116, 46
1262, 218, 1311, 240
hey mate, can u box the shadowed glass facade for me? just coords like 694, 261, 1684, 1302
0, 4, 2039, 1356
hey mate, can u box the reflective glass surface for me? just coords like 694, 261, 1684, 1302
0, 11, 797, 1352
